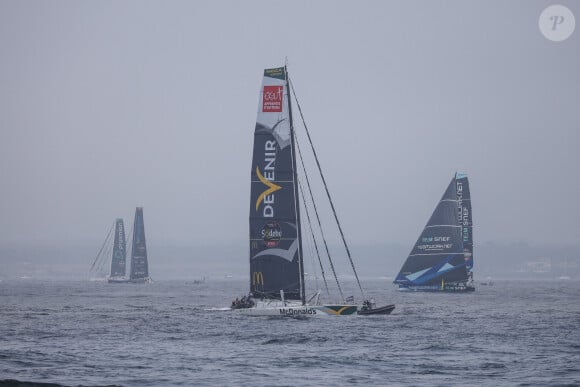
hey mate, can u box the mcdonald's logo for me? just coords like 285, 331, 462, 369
252, 271, 264, 285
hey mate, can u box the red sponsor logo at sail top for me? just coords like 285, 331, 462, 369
262, 85, 283, 112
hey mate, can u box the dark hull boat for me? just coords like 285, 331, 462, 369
357, 303, 396, 315
394, 173, 475, 292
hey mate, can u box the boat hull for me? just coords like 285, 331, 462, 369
234, 301, 357, 317
357, 304, 396, 315
128, 277, 153, 284
107, 277, 152, 284
107, 277, 130, 284
398, 282, 475, 292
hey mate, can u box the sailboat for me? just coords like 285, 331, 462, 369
394, 173, 475, 292
107, 218, 129, 283
232, 65, 394, 316
128, 207, 152, 284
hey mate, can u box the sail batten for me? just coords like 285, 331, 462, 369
394, 174, 474, 291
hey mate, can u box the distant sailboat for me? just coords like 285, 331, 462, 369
129, 207, 152, 284
394, 173, 475, 292
231, 64, 394, 316
90, 209, 151, 284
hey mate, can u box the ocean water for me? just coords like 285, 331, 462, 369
0, 279, 579, 386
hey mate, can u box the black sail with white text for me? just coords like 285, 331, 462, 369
249, 67, 303, 301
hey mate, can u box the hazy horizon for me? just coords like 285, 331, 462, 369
1, 239, 577, 282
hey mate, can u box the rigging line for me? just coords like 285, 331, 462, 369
103, 232, 115, 261
304, 227, 318, 292
297, 176, 330, 296
300, 188, 321, 296
289, 78, 365, 300
299, 180, 317, 287
102, 237, 115, 272
286, 67, 306, 305
90, 221, 115, 272
98, 245, 111, 274
294, 124, 344, 301
95, 246, 108, 271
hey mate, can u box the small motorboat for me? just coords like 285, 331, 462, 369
357, 300, 395, 315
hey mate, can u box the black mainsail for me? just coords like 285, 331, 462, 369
394, 173, 474, 291
249, 66, 304, 303
130, 207, 150, 283
109, 218, 127, 278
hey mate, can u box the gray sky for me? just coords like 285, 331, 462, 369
1, 0, 578, 250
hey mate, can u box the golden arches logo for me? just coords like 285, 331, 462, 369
255, 166, 282, 211
252, 271, 264, 285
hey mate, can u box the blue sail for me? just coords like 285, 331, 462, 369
394, 174, 474, 291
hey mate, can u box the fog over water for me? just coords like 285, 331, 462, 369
0, 1, 578, 280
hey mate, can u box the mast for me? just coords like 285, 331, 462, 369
286, 65, 306, 305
